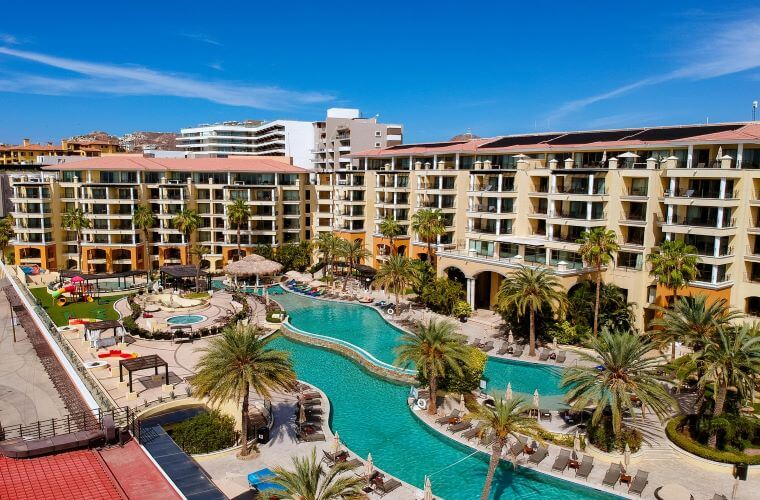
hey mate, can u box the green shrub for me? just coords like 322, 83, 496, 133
169, 410, 237, 454
666, 416, 760, 465
587, 417, 642, 453
453, 301, 472, 319
266, 310, 284, 323
549, 320, 588, 346
420, 277, 464, 315
418, 346, 487, 393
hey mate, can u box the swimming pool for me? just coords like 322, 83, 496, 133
270, 336, 616, 500
166, 314, 206, 325
273, 290, 567, 408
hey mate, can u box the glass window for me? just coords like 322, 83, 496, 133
469, 239, 494, 256
618, 251, 643, 270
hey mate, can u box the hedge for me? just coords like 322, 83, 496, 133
666, 416, 760, 465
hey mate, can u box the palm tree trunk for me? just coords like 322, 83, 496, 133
143, 229, 150, 271
480, 442, 503, 500
428, 372, 437, 415
427, 240, 433, 267
240, 384, 250, 456
528, 308, 536, 357
395, 290, 400, 316
77, 233, 83, 271
185, 232, 191, 265
390, 235, 394, 256
708, 384, 728, 448
593, 266, 601, 337
671, 289, 679, 360
343, 258, 350, 291
237, 225, 242, 261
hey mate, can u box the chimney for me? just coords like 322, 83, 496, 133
22, 138, 30, 146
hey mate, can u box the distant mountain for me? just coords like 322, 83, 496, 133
449, 132, 481, 141
120, 131, 177, 152
69, 130, 121, 145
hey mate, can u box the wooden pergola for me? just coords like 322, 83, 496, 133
119, 354, 169, 393
159, 265, 210, 291
84, 319, 124, 346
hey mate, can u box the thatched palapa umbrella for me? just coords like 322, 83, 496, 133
224, 254, 283, 287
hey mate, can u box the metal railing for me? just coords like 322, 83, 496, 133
0, 407, 135, 442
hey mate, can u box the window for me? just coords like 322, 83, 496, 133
618, 251, 643, 270
375, 131, 381, 137
374, 142, 381, 148
469, 239, 493, 256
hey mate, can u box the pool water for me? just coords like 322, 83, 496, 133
273, 291, 567, 408
270, 336, 616, 500
166, 314, 205, 325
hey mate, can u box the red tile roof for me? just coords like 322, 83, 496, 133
41, 155, 310, 173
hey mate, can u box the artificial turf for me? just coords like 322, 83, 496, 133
29, 287, 129, 326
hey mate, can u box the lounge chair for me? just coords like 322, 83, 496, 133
469, 338, 483, 347
528, 446, 548, 465
335, 458, 362, 470
539, 349, 552, 361
551, 449, 571, 472
628, 470, 649, 496
298, 431, 326, 442
556, 351, 566, 363
508, 440, 524, 458
497, 342, 510, 355
462, 423, 483, 440
322, 449, 341, 465
479, 430, 495, 446
539, 409, 552, 421
448, 421, 472, 433
511, 345, 524, 357
375, 478, 402, 497
435, 410, 461, 425
602, 463, 622, 488
575, 455, 594, 479
480, 341, 494, 353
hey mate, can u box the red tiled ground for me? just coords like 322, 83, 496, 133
99, 440, 181, 500
0, 449, 123, 500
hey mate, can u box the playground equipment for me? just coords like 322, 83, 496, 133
50, 276, 94, 306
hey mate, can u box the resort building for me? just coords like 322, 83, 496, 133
9, 155, 312, 273
0, 138, 121, 165
343, 122, 760, 328
312, 108, 403, 236
176, 120, 314, 168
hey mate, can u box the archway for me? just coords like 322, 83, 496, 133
396, 245, 407, 257
747, 296, 760, 317
473, 271, 505, 310
163, 247, 182, 263
199, 259, 211, 270
444, 266, 466, 288
65, 258, 78, 270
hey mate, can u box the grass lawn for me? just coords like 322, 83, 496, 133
30, 287, 130, 326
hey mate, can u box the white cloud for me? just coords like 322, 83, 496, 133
0, 47, 333, 110
552, 13, 760, 121
0, 33, 18, 45
179, 33, 222, 46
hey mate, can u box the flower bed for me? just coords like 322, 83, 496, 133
666, 416, 760, 465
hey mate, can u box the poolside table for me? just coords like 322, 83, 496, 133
248, 468, 285, 493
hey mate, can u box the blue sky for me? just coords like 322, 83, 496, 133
1, 1, 760, 144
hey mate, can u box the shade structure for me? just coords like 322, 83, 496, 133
71, 275, 85, 283
331, 432, 341, 455
423, 475, 433, 500
618, 151, 640, 158
532, 389, 540, 409
224, 254, 283, 278
505, 383, 513, 401
364, 453, 374, 478
656, 484, 691, 500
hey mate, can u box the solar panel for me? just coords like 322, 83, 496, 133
624, 124, 742, 141
386, 141, 466, 150
546, 129, 644, 145
479, 134, 562, 148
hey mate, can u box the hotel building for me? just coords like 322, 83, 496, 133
0, 138, 121, 165
336, 122, 760, 328
9, 155, 311, 273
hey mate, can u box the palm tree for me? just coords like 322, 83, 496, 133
190, 244, 210, 292
647, 239, 699, 306
685, 323, 760, 448
496, 266, 566, 357
468, 396, 542, 500
192, 324, 296, 457
395, 319, 468, 415
270, 448, 364, 500
132, 204, 156, 271
336, 239, 370, 291
171, 209, 202, 265
227, 198, 251, 261
561, 330, 674, 435
0, 215, 15, 264
648, 295, 740, 361
411, 208, 445, 267
62, 207, 91, 271
315, 232, 340, 276
378, 215, 403, 256
577, 228, 620, 337
373, 255, 419, 314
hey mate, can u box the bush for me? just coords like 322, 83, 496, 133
168, 410, 237, 454
666, 416, 760, 464
418, 346, 487, 393
587, 417, 642, 453
453, 301, 472, 319
420, 277, 464, 315
266, 309, 284, 323
548, 320, 588, 346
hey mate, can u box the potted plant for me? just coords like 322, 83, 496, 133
453, 301, 472, 322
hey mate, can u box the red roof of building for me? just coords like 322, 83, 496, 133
41, 155, 310, 173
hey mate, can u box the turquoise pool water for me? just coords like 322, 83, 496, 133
166, 314, 205, 325
270, 336, 616, 500
274, 290, 566, 408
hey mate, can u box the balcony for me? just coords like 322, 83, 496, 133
658, 215, 736, 229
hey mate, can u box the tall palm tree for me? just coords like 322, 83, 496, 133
190, 244, 210, 292
336, 239, 370, 291
577, 228, 620, 337
132, 204, 156, 271
62, 207, 91, 271
270, 448, 364, 500
0, 215, 15, 264
647, 239, 699, 306
496, 266, 566, 357
192, 324, 296, 457
561, 330, 674, 435
395, 319, 468, 415
468, 396, 542, 500
227, 198, 251, 261
378, 215, 403, 256
411, 208, 445, 267
684, 323, 760, 448
315, 232, 340, 276
648, 295, 740, 360
171, 209, 202, 265
373, 255, 419, 314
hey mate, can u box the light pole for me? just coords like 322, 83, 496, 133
753, 101, 758, 122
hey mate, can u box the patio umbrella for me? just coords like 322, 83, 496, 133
624, 443, 631, 467
71, 275, 84, 283
601, 151, 607, 163
573, 431, 581, 453
224, 254, 283, 287
532, 389, 540, 409
145, 317, 153, 333
423, 475, 433, 500
617, 152, 639, 158
507, 330, 514, 344
331, 432, 341, 455
458, 394, 467, 413
505, 383, 513, 401
656, 484, 691, 500
553, 336, 558, 348
364, 453, 374, 478
717, 146, 723, 161
513, 154, 529, 160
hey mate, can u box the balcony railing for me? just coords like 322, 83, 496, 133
660, 216, 736, 228
666, 188, 739, 199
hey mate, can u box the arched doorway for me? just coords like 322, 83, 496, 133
87, 249, 107, 273
473, 271, 504, 310
396, 245, 407, 257
229, 248, 246, 261
444, 266, 466, 288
